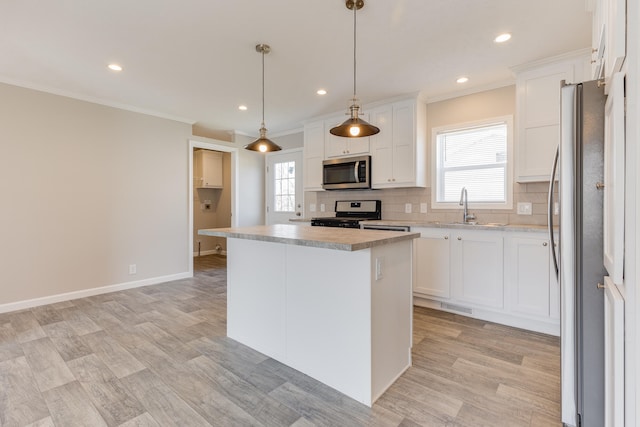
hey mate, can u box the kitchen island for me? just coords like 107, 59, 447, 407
198, 224, 419, 406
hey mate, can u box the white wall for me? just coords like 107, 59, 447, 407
0, 83, 192, 308
233, 133, 266, 226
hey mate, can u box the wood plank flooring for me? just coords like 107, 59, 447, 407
0, 254, 560, 426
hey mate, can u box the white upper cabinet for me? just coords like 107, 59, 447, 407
370, 98, 427, 189
514, 52, 589, 182
303, 120, 325, 191
324, 115, 370, 159
590, 0, 626, 84
194, 149, 223, 188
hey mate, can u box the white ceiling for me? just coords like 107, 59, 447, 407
0, 0, 592, 137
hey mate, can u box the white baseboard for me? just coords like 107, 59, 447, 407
413, 296, 560, 336
0, 271, 192, 314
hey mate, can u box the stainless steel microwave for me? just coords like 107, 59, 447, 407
322, 155, 371, 190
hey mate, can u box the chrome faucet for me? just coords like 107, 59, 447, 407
459, 187, 476, 223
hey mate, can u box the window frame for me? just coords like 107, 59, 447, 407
430, 115, 514, 210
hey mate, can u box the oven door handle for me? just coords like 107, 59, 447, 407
354, 161, 360, 183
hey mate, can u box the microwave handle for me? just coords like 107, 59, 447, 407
354, 161, 360, 183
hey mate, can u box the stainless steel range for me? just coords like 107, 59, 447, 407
311, 200, 381, 228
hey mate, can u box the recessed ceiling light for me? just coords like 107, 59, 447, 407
456, 77, 469, 84
108, 64, 123, 71
238, 105, 248, 111
317, 89, 327, 95
494, 33, 512, 43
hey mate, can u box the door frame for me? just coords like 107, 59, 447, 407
188, 139, 239, 276
265, 148, 304, 225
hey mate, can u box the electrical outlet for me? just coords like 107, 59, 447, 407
320, 203, 326, 212
310, 203, 316, 212
517, 202, 532, 215
375, 257, 384, 280
420, 203, 428, 213
554, 202, 559, 215
129, 264, 137, 275
405, 203, 412, 214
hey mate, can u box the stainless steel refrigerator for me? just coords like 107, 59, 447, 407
548, 80, 607, 427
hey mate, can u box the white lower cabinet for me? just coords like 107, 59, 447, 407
413, 227, 559, 335
413, 228, 451, 298
451, 230, 504, 309
505, 235, 551, 317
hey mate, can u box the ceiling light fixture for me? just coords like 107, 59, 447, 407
238, 105, 248, 111
244, 44, 282, 153
329, 0, 379, 138
317, 89, 327, 95
494, 33, 512, 43
108, 64, 123, 71
456, 77, 469, 84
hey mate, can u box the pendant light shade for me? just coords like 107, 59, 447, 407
244, 44, 282, 152
330, 0, 379, 138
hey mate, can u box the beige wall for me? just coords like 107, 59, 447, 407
307, 85, 556, 226
0, 83, 192, 307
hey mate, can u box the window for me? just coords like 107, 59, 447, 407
274, 161, 296, 212
432, 116, 513, 209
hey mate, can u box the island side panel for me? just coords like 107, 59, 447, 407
285, 244, 373, 406
370, 240, 413, 402
226, 238, 287, 361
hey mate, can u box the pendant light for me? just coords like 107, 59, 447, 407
244, 44, 282, 152
330, 0, 380, 138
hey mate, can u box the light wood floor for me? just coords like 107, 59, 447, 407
0, 254, 560, 426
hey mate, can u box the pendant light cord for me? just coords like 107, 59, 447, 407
352, 3, 357, 101
261, 47, 266, 127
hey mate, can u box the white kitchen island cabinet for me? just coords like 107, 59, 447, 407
198, 224, 418, 406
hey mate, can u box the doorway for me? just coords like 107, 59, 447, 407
188, 139, 239, 276
265, 148, 304, 225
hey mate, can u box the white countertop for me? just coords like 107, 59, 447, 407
198, 224, 420, 251
362, 220, 552, 233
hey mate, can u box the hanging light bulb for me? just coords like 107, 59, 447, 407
330, 0, 380, 138
244, 44, 282, 152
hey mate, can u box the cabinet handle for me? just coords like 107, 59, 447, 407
597, 282, 605, 290
543, 242, 548, 246
457, 237, 462, 240
444, 236, 448, 240
596, 182, 605, 190
388, 179, 391, 182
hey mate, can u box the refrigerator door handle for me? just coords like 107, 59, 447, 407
548, 146, 559, 278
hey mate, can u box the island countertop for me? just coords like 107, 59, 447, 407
198, 224, 419, 252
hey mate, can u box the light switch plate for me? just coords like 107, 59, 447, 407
517, 202, 532, 215
405, 203, 412, 214
310, 203, 316, 212
320, 204, 326, 212
420, 203, 428, 213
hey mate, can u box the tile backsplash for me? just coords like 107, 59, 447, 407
305, 182, 556, 226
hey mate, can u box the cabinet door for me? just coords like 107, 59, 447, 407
303, 121, 325, 191
369, 106, 393, 186
413, 228, 450, 298
604, 0, 626, 82
506, 235, 551, 317
603, 72, 625, 283
391, 100, 416, 185
515, 55, 588, 182
451, 230, 503, 308
195, 150, 223, 188
604, 276, 624, 427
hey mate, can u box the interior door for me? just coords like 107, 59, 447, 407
266, 149, 304, 225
